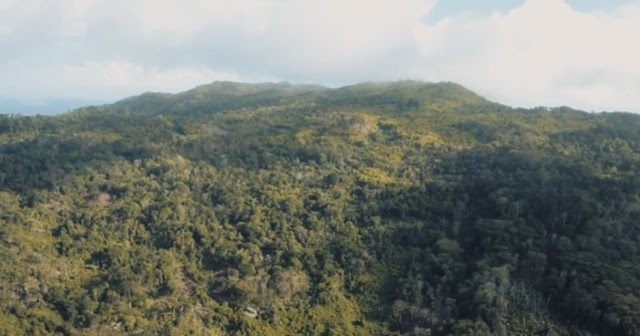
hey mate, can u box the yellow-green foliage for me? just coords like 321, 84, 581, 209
357, 167, 395, 185
295, 128, 316, 145
414, 131, 444, 147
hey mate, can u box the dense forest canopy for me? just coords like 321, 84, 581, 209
0, 81, 639, 335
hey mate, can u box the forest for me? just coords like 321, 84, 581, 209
0, 81, 639, 335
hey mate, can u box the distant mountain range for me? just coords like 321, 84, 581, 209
0, 98, 107, 115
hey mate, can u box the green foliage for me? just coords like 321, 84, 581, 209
0, 81, 639, 335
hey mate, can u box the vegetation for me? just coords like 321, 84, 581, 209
0, 80, 639, 335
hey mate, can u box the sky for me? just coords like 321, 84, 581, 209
0, 0, 639, 114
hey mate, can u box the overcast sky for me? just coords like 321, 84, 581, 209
0, 0, 639, 113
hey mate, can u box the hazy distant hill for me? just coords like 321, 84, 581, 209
0, 81, 639, 335
0, 98, 106, 115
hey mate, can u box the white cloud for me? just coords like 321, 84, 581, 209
0, 0, 639, 112
0, 60, 260, 101
415, 0, 640, 112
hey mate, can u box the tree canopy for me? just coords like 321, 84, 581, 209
0, 81, 639, 335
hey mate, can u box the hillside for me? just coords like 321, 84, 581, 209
0, 81, 639, 335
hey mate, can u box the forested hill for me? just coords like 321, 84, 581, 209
0, 81, 639, 336
110, 81, 486, 116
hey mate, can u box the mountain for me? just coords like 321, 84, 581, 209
0, 81, 639, 335
111, 81, 329, 116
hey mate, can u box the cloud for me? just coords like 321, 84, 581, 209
415, 0, 640, 112
0, 0, 638, 112
0, 60, 258, 100
0, 0, 433, 101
